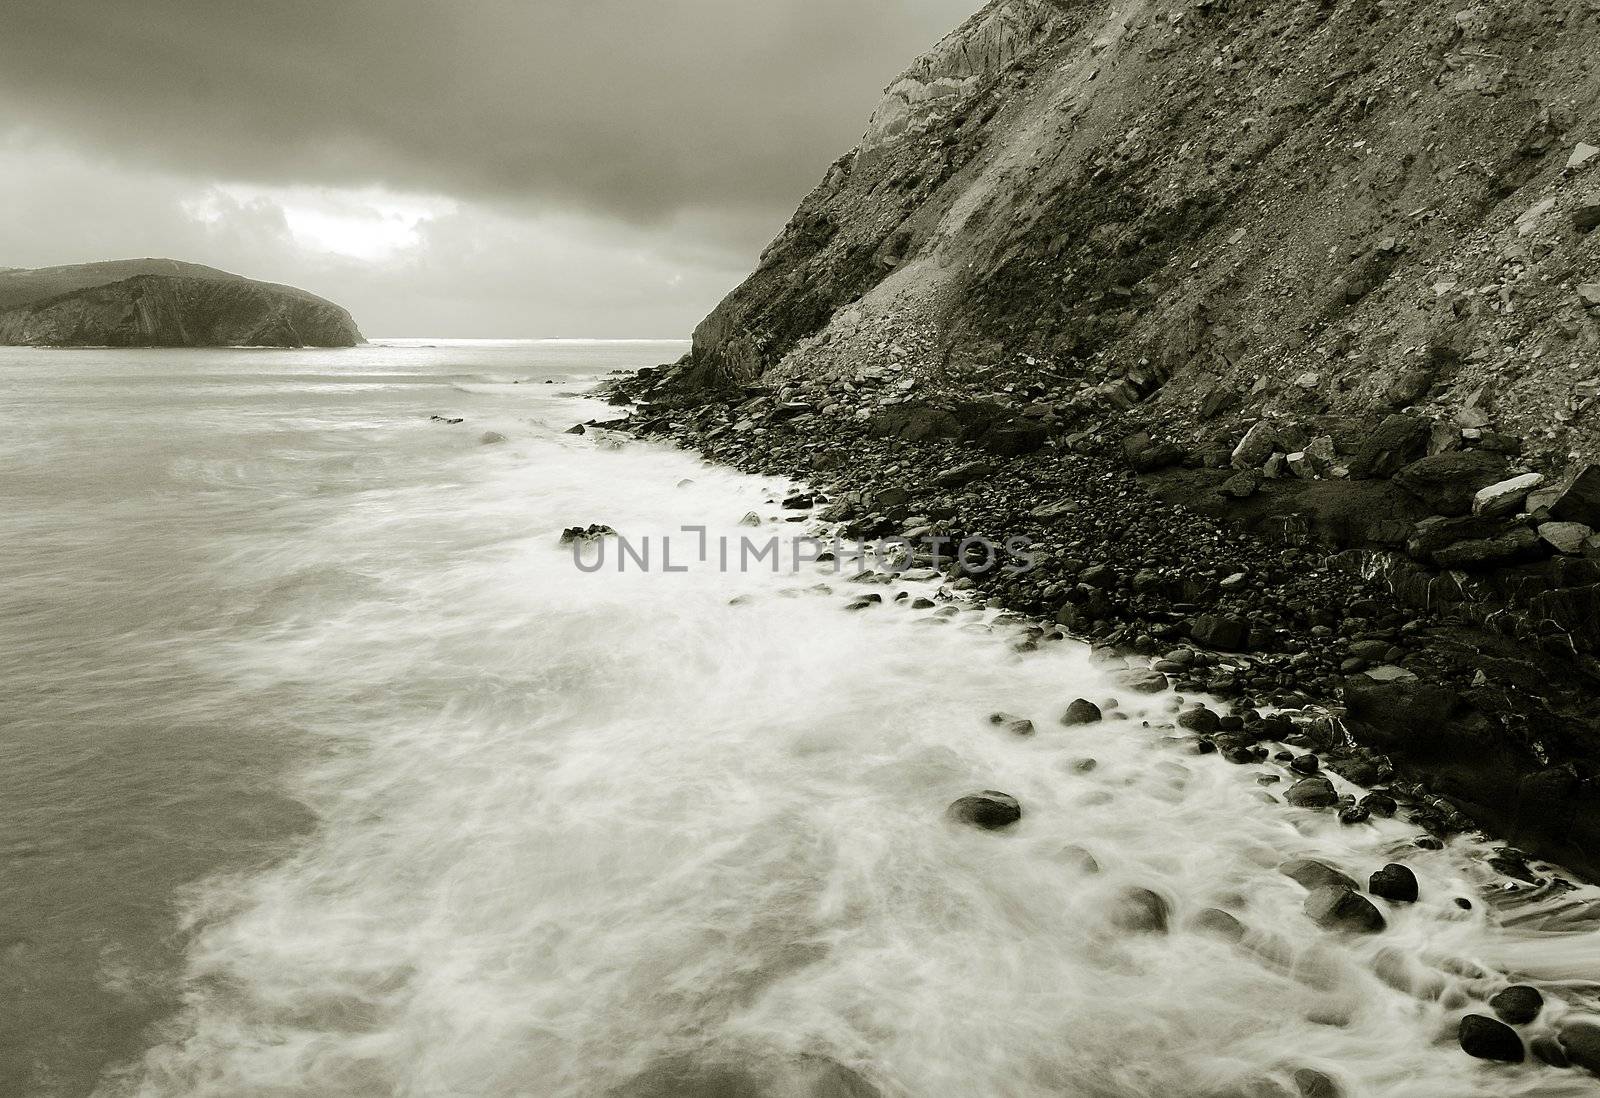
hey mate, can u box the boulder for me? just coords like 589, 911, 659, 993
1109, 886, 1169, 933
1176, 706, 1221, 733
1489, 985, 1543, 1025
1349, 414, 1429, 478
1393, 450, 1509, 515
947, 791, 1022, 829
1117, 669, 1170, 693
1539, 521, 1592, 555
1432, 526, 1543, 569
1286, 776, 1339, 808
1061, 698, 1103, 726
1341, 679, 1477, 756
1406, 514, 1511, 560
1231, 421, 1278, 469
1304, 886, 1386, 933
1368, 864, 1419, 903
1551, 465, 1600, 528
1280, 858, 1358, 891
1575, 198, 1600, 234
1217, 471, 1260, 499
1558, 1018, 1600, 1073
933, 460, 994, 488
1472, 472, 1545, 517
1189, 613, 1249, 650
1458, 1015, 1524, 1063
1030, 497, 1081, 521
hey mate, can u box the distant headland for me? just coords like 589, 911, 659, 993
0, 259, 363, 348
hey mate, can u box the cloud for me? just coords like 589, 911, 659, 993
0, 2, 985, 335
0, 1, 981, 224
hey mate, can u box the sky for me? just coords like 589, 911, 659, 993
0, 1, 982, 337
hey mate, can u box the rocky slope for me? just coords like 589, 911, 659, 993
0, 259, 362, 347
626, 0, 1600, 875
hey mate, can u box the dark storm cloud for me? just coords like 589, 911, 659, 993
0, 0, 981, 224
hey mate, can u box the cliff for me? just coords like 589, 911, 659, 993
0, 260, 363, 347
628, 0, 1600, 874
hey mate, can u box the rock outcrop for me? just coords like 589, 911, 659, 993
0, 259, 362, 348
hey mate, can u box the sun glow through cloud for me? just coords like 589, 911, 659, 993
183, 184, 458, 260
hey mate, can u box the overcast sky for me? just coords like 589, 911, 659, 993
0, 1, 981, 337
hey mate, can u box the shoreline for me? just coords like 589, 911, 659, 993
593, 361, 1600, 886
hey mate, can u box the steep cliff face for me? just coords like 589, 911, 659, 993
0, 261, 363, 348
692, 0, 1600, 463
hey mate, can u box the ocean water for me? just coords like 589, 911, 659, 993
2, 339, 1598, 1098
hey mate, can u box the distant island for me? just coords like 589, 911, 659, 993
0, 259, 363, 348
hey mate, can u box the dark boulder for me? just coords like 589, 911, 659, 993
1304, 886, 1386, 933
1109, 886, 1169, 933
947, 790, 1022, 829
933, 460, 994, 488
1189, 613, 1250, 650
1341, 679, 1488, 757
1176, 706, 1221, 733
868, 403, 961, 442
1280, 858, 1358, 891
1489, 985, 1543, 1025
1432, 526, 1544, 570
1061, 698, 1103, 726
1350, 414, 1429, 479
1559, 1018, 1600, 1073
1393, 450, 1510, 515
1551, 465, 1600, 529
1458, 1014, 1524, 1063
1285, 776, 1340, 808
1368, 864, 1419, 903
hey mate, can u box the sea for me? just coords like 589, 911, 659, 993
1, 339, 1597, 1097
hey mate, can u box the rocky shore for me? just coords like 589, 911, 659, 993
596, 357, 1600, 888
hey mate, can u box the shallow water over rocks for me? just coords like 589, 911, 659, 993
3, 342, 1600, 1096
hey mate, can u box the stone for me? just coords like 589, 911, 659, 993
1570, 142, 1600, 171
1551, 465, 1600, 528
564, 423, 587, 435
1350, 414, 1429, 478
1432, 526, 1543, 569
1176, 706, 1221, 733
1218, 470, 1260, 499
1304, 886, 1385, 933
1539, 521, 1592, 555
1061, 698, 1103, 726
1368, 864, 1418, 903
1232, 421, 1278, 469
1472, 472, 1544, 517
1286, 451, 1316, 479
1109, 886, 1169, 933
1285, 776, 1339, 808
1392, 450, 1510, 515
1189, 613, 1249, 650
739, 511, 762, 527
1117, 669, 1169, 693
1489, 985, 1543, 1025
479, 430, 508, 444
990, 713, 1036, 737
1581, 283, 1600, 308
559, 523, 617, 544
1359, 792, 1398, 817
1574, 199, 1600, 233
1558, 1018, 1600, 1073
1190, 907, 1247, 941
1280, 859, 1358, 892
947, 791, 1022, 829
932, 460, 994, 488
1292, 1068, 1343, 1098
1458, 1014, 1524, 1063
1030, 497, 1081, 521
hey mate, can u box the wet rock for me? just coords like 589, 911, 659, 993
1531, 1034, 1571, 1068
1110, 886, 1169, 933
1288, 754, 1320, 775
429, 414, 464, 424
564, 423, 587, 435
1368, 864, 1418, 903
1392, 450, 1509, 515
1280, 859, 1358, 891
1458, 1014, 1524, 1063
1285, 776, 1339, 808
1471, 472, 1545, 518
1489, 985, 1543, 1025
479, 430, 508, 444
1292, 1068, 1343, 1098
1358, 792, 1397, 818
1117, 669, 1169, 693
1558, 1018, 1600, 1073
782, 493, 816, 510
1061, 698, 1103, 726
1190, 907, 1247, 942
1176, 706, 1220, 733
1338, 805, 1370, 825
989, 712, 1035, 737
560, 523, 617, 544
1305, 886, 1386, 933
1057, 843, 1100, 873
947, 790, 1022, 829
